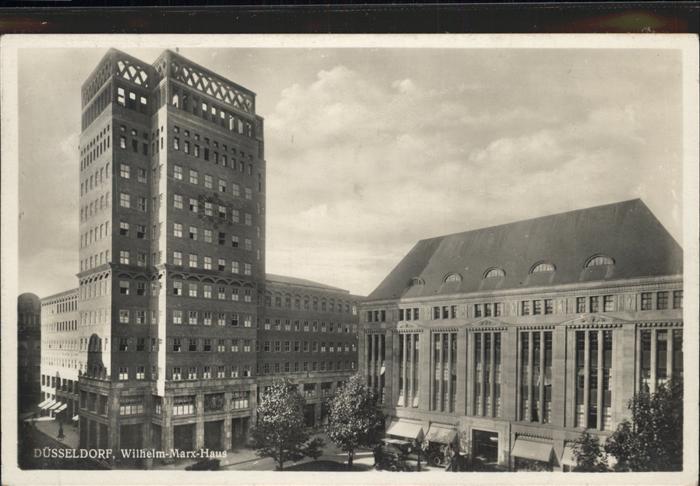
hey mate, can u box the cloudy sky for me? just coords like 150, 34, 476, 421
17, 46, 683, 298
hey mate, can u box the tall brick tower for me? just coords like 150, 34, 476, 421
77, 49, 265, 459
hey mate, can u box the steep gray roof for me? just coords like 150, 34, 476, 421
368, 199, 682, 301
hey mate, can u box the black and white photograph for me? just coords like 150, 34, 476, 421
1, 34, 698, 485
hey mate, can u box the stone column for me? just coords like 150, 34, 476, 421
489, 332, 496, 417
538, 332, 545, 424
551, 326, 567, 428
223, 392, 232, 450
161, 395, 174, 452
583, 331, 590, 429
455, 329, 467, 416
195, 394, 204, 449
419, 330, 431, 411
650, 329, 657, 393
596, 330, 604, 430
401, 333, 408, 407
447, 333, 453, 412
466, 331, 474, 416
526, 331, 533, 422
502, 327, 518, 421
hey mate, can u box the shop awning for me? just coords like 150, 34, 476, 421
560, 444, 577, 467
55, 403, 68, 413
40, 400, 57, 410
37, 398, 52, 408
425, 424, 458, 444
72, 415, 80, 422
511, 438, 554, 463
386, 419, 424, 441
48, 401, 64, 411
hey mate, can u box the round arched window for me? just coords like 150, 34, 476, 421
585, 255, 615, 268
484, 267, 506, 279
444, 273, 462, 283
531, 262, 556, 274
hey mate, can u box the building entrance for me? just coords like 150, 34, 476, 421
304, 404, 316, 427
232, 417, 249, 448
174, 424, 195, 451
472, 429, 498, 465
204, 420, 223, 451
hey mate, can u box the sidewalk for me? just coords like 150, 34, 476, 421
32, 418, 80, 449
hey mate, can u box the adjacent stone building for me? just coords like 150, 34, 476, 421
38, 288, 81, 420
259, 274, 361, 427
359, 199, 683, 471
18, 293, 42, 412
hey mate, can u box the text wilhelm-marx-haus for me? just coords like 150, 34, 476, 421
359, 199, 683, 471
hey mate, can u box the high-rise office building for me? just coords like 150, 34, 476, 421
77, 49, 266, 455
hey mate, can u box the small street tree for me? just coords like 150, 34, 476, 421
326, 373, 385, 466
572, 431, 608, 472
604, 380, 683, 472
251, 379, 324, 470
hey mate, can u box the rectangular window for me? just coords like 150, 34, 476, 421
521, 301, 530, 315
673, 290, 683, 309
174, 194, 183, 209
657, 291, 669, 310
576, 297, 586, 313
544, 299, 553, 314
589, 296, 599, 313
533, 300, 542, 315
603, 295, 614, 312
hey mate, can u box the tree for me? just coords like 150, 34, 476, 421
326, 373, 385, 466
572, 431, 608, 472
251, 379, 324, 470
605, 380, 683, 471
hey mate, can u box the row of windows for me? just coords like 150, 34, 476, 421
80, 190, 110, 222
173, 163, 255, 197
265, 294, 355, 314
80, 250, 111, 272
118, 192, 148, 211
258, 360, 356, 375
170, 337, 252, 353
171, 309, 253, 327
41, 375, 78, 393
42, 298, 78, 314
366, 290, 683, 323
260, 340, 356, 353
171, 251, 255, 274
172, 123, 257, 165
172, 222, 254, 249
80, 161, 110, 195
43, 320, 78, 333
80, 125, 110, 170
170, 365, 252, 382
80, 220, 112, 248
170, 85, 257, 142
641, 290, 683, 310
172, 192, 256, 227
262, 318, 357, 334
434, 255, 616, 286
171, 281, 254, 302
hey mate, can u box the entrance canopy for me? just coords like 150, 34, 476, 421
55, 403, 68, 413
560, 444, 576, 467
40, 400, 57, 410
386, 419, 424, 441
72, 415, 79, 422
48, 401, 64, 411
511, 438, 554, 463
426, 424, 458, 444
37, 398, 52, 409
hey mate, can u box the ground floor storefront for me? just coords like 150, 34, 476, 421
383, 412, 607, 471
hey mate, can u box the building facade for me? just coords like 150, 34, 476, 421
359, 200, 683, 471
258, 274, 361, 427
18, 293, 42, 412
38, 289, 80, 420
63, 48, 362, 464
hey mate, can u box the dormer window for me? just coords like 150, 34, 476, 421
484, 267, 505, 279
585, 255, 615, 268
444, 273, 462, 283
531, 262, 556, 274
409, 277, 425, 287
